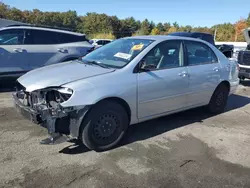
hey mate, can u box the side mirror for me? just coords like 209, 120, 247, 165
139, 59, 157, 72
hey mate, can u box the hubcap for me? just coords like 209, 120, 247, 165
92, 113, 120, 145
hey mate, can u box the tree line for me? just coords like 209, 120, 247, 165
1, 2, 250, 41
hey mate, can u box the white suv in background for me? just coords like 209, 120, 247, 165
90, 39, 113, 49
0, 25, 93, 81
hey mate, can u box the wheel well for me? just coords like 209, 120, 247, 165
95, 97, 131, 123
219, 80, 230, 92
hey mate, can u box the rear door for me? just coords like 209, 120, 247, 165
184, 40, 221, 106
23, 29, 66, 70
0, 28, 28, 77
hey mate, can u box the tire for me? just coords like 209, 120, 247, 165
79, 101, 129, 151
207, 84, 229, 114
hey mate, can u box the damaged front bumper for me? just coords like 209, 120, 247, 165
12, 91, 89, 140
13, 92, 42, 124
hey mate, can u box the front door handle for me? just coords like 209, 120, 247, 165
178, 71, 189, 77
13, 48, 24, 53
57, 48, 68, 53
213, 67, 219, 72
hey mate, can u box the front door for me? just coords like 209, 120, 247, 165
0, 29, 28, 77
137, 40, 189, 119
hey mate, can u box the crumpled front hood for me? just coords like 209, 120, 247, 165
18, 61, 115, 92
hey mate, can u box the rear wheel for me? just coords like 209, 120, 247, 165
207, 84, 229, 114
79, 101, 129, 151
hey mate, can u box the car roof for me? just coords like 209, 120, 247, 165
1, 26, 85, 36
169, 31, 212, 36
125, 35, 210, 43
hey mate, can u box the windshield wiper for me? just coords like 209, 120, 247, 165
84, 60, 111, 69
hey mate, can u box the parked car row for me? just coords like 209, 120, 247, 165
0, 23, 116, 83
89, 38, 113, 49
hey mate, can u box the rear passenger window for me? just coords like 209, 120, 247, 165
24, 30, 60, 45
185, 41, 218, 66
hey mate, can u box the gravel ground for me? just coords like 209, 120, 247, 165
0, 82, 250, 188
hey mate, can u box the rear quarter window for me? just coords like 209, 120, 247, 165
58, 33, 87, 43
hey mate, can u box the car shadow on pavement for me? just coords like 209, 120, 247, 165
60, 94, 250, 154
0, 81, 18, 93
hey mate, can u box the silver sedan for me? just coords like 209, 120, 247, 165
13, 35, 239, 151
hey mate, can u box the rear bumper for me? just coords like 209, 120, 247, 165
238, 65, 250, 79
229, 79, 240, 95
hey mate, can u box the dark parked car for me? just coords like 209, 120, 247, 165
168, 32, 234, 58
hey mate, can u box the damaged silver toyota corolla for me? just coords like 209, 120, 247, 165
13, 36, 239, 151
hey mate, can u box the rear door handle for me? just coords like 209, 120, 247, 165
57, 48, 68, 53
178, 71, 189, 77
13, 48, 24, 53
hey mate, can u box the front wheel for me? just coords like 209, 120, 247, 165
207, 84, 229, 114
79, 101, 129, 151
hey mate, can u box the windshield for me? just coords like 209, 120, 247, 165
81, 38, 154, 68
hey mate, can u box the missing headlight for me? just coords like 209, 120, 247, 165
46, 88, 73, 107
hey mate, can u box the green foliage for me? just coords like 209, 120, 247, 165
168, 26, 177, 34
0, 2, 250, 41
156, 22, 165, 32
163, 22, 171, 32
120, 17, 140, 37
90, 33, 116, 40
139, 19, 151, 35
247, 13, 250, 26
151, 27, 160, 35
212, 23, 235, 41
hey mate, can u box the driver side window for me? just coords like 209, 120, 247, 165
0, 29, 24, 45
142, 40, 184, 70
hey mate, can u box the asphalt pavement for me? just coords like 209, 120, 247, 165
1, 82, 250, 188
